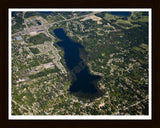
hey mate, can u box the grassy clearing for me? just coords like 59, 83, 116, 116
46, 15, 64, 23
14, 39, 24, 44
29, 33, 51, 45
104, 13, 119, 21
115, 19, 140, 29
29, 47, 40, 54
133, 46, 146, 54
140, 43, 148, 51
116, 19, 132, 27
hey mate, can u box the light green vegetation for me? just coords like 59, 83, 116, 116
115, 19, 140, 29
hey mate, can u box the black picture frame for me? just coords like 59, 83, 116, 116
0, 0, 160, 128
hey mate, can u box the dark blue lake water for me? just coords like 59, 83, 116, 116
109, 11, 131, 17
53, 28, 102, 97
80, 12, 86, 14
38, 11, 53, 14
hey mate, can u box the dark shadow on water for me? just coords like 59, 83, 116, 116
53, 28, 103, 99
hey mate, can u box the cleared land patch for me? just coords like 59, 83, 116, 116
29, 33, 51, 45
80, 14, 102, 24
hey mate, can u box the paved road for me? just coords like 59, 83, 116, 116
12, 99, 29, 112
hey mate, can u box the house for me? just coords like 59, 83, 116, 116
15, 36, 23, 41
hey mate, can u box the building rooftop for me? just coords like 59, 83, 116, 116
15, 36, 23, 40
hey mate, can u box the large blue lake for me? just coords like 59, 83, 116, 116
38, 11, 53, 14
109, 11, 131, 17
53, 28, 102, 98
37, 11, 131, 16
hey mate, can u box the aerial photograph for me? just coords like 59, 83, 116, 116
9, 9, 151, 118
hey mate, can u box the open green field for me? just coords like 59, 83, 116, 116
29, 33, 51, 45
29, 47, 40, 54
